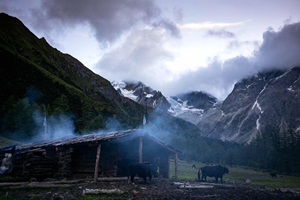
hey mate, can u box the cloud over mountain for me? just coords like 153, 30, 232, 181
254, 22, 300, 71
205, 29, 236, 38
0, 0, 164, 46
161, 22, 300, 100
97, 26, 176, 84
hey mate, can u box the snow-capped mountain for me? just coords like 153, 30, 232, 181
167, 92, 220, 125
198, 67, 300, 143
112, 81, 220, 125
112, 67, 300, 144
112, 81, 171, 111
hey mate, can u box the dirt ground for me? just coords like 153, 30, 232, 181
0, 178, 299, 200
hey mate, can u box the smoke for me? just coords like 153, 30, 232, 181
30, 110, 75, 143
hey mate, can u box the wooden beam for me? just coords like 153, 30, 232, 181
93, 144, 101, 183
139, 137, 142, 163
175, 153, 178, 180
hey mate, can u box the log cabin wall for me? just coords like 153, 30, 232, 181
70, 139, 139, 178
54, 146, 73, 179
11, 148, 58, 181
71, 144, 99, 178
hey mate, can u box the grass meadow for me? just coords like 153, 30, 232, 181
169, 159, 300, 189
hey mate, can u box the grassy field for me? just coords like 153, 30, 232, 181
169, 159, 300, 189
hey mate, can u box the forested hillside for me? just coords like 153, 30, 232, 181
0, 13, 146, 140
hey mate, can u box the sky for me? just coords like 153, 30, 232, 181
1, 0, 300, 100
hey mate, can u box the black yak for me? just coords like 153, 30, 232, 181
128, 162, 152, 184
198, 165, 229, 184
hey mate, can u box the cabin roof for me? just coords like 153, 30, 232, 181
5, 129, 182, 154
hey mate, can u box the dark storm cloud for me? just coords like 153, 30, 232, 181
164, 22, 300, 100
205, 29, 236, 38
254, 22, 300, 71
152, 19, 181, 38
42, 0, 161, 45
0, 0, 163, 46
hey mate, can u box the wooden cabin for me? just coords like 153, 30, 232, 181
0, 129, 182, 181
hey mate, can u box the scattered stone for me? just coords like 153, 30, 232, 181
173, 182, 185, 185
30, 178, 37, 182
245, 179, 251, 184
179, 185, 214, 189
83, 188, 124, 195
276, 188, 300, 194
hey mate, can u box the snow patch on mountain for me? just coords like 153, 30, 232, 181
252, 100, 263, 113
112, 81, 138, 101
166, 97, 205, 124
111, 81, 171, 111
146, 94, 153, 98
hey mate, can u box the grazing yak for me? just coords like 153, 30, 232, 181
198, 165, 229, 184
128, 162, 152, 184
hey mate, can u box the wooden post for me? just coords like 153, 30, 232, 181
139, 137, 142, 163
175, 153, 178, 180
94, 144, 101, 183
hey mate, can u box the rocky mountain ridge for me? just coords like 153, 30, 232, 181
112, 81, 171, 111
115, 67, 300, 144
199, 67, 300, 143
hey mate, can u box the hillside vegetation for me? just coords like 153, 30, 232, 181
0, 13, 204, 151
0, 13, 147, 140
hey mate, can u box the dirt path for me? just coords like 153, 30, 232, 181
0, 178, 299, 199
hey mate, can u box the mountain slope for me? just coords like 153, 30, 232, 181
0, 13, 146, 135
113, 68, 300, 144
198, 67, 300, 143
168, 91, 219, 125
112, 81, 171, 111
0, 13, 204, 150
